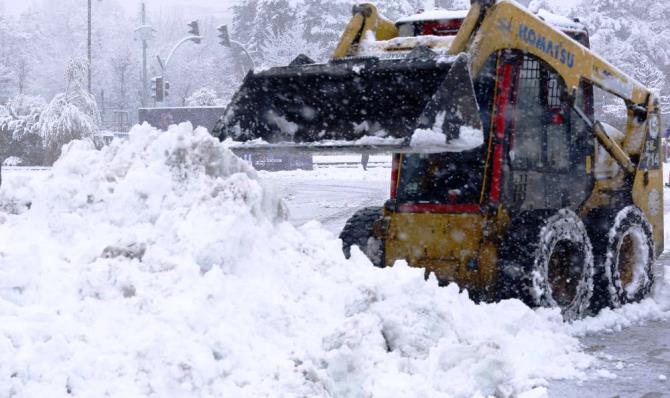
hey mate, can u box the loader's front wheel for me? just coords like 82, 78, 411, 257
498, 209, 594, 320
340, 206, 385, 267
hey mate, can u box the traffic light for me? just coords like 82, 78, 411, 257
217, 25, 230, 47
188, 20, 201, 44
150, 77, 157, 100
164, 81, 170, 98
151, 76, 164, 102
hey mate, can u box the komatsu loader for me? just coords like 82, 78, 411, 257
215, 0, 664, 319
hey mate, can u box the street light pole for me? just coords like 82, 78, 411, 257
230, 40, 255, 71
135, 2, 155, 106
87, 0, 92, 92
154, 22, 203, 103
217, 25, 255, 72
141, 2, 148, 105
161, 35, 203, 74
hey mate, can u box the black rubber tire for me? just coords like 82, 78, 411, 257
585, 208, 620, 312
497, 209, 594, 320
600, 206, 655, 306
339, 206, 385, 267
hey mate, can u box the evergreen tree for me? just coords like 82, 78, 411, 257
436, 0, 469, 9
301, 0, 350, 57
252, 0, 296, 57
378, 0, 425, 21
634, 55, 666, 92
231, 0, 259, 48
261, 21, 324, 67
574, 0, 670, 116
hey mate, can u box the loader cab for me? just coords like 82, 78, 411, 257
391, 53, 498, 213
391, 33, 595, 216
535, 9, 590, 48
499, 51, 594, 213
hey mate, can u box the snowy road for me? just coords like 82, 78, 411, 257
549, 190, 670, 397
551, 310, 670, 397
267, 161, 670, 398
263, 157, 391, 234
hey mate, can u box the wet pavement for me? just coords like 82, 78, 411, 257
550, 318, 670, 397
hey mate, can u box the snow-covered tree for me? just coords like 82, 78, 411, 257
186, 87, 219, 107
1, 94, 44, 139
12, 57, 29, 95
436, 0, 469, 10
574, 0, 670, 119
253, 0, 296, 53
39, 58, 100, 165
301, 0, 350, 55
231, 0, 259, 49
261, 22, 325, 67
0, 94, 45, 165
231, 0, 428, 67
634, 55, 666, 92
109, 49, 133, 109
528, 0, 558, 13
377, 0, 425, 21
0, 64, 14, 101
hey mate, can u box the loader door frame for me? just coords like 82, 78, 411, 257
484, 50, 595, 214
393, 54, 499, 214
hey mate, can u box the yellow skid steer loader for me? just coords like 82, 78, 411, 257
215, 0, 664, 319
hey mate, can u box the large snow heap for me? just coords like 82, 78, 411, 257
0, 122, 651, 397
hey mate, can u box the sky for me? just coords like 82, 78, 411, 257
1, 0, 582, 17
2, 0, 236, 22
0, 0, 583, 28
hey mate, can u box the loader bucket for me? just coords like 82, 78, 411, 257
215, 51, 481, 147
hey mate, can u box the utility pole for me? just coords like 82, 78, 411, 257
135, 1, 155, 106
141, 2, 147, 106
87, 0, 92, 92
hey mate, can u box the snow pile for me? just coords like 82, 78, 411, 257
410, 126, 447, 146
223, 135, 405, 150
410, 112, 484, 151
569, 260, 670, 336
0, 122, 614, 397
359, 33, 456, 56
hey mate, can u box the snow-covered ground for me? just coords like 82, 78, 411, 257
0, 123, 668, 397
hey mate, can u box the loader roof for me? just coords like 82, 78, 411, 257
536, 9, 586, 33
396, 7, 587, 35
396, 9, 469, 24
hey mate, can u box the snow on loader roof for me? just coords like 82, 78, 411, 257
395, 7, 586, 34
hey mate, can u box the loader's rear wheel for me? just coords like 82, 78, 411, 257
601, 207, 655, 306
340, 206, 385, 267
498, 209, 594, 320
587, 206, 655, 310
